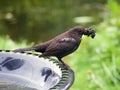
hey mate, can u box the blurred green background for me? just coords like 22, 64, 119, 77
0, 0, 120, 90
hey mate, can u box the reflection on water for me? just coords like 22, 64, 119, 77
0, 0, 106, 42
0, 52, 62, 90
0, 83, 37, 90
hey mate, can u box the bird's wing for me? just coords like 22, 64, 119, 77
43, 37, 79, 57
33, 40, 52, 52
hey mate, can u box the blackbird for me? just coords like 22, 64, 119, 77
13, 26, 95, 69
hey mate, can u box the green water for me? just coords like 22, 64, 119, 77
0, 0, 106, 43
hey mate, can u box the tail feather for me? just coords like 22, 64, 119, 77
12, 40, 51, 53
12, 47, 35, 52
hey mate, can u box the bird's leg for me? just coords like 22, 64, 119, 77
58, 58, 73, 72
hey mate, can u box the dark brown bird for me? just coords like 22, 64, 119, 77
13, 26, 95, 69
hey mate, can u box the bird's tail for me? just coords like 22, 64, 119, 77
12, 47, 35, 52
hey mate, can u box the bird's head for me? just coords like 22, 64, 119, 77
70, 26, 96, 38
70, 26, 85, 36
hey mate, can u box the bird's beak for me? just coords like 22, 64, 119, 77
91, 32, 95, 38
84, 28, 96, 38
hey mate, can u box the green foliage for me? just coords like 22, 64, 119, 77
0, 35, 28, 50
70, 0, 120, 90
105, 0, 120, 27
